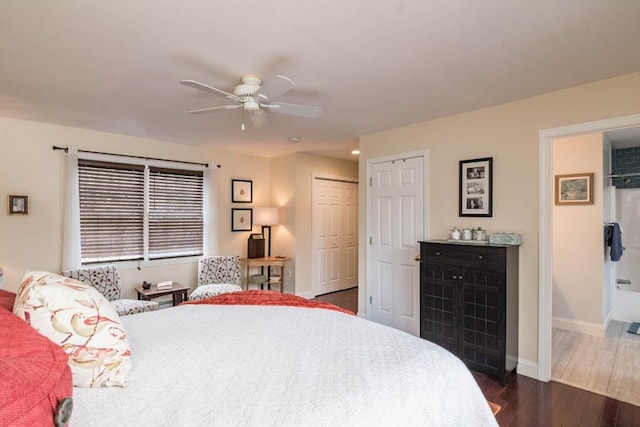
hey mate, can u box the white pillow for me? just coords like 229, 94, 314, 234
13, 271, 132, 388
189, 283, 242, 301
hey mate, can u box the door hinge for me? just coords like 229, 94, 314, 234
369, 177, 372, 186
369, 296, 372, 304
369, 236, 372, 245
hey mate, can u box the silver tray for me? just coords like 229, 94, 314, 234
447, 239, 488, 245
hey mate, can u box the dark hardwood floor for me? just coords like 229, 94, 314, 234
314, 288, 640, 426
474, 370, 640, 426
312, 286, 358, 313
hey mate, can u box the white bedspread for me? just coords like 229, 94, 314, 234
72, 304, 497, 426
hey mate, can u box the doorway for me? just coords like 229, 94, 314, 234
365, 150, 428, 336
311, 176, 358, 296
538, 113, 640, 382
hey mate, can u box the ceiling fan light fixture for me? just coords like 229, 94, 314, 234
244, 100, 260, 111
289, 136, 301, 143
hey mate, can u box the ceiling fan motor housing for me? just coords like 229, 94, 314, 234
234, 74, 262, 111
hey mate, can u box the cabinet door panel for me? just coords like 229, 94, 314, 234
463, 348, 500, 370
461, 272, 503, 374
420, 262, 458, 353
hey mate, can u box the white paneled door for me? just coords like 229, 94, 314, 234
368, 155, 425, 336
312, 177, 358, 296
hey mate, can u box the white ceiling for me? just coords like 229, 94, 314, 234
1, 1, 639, 160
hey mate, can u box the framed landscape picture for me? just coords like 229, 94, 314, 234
555, 173, 594, 205
459, 157, 493, 217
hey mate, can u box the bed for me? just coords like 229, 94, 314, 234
11, 272, 497, 426
71, 295, 496, 426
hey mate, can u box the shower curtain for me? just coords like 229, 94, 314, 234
615, 188, 640, 292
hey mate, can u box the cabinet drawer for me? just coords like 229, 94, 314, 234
421, 243, 504, 270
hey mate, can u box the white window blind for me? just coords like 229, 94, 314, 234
78, 159, 204, 264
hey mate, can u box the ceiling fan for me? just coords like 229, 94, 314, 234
180, 74, 321, 130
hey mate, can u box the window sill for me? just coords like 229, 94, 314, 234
83, 256, 200, 270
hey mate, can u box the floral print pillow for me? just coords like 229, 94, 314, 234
13, 271, 132, 388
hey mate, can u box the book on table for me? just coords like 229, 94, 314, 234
156, 281, 173, 290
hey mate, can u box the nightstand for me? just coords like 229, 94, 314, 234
135, 282, 190, 306
242, 256, 290, 292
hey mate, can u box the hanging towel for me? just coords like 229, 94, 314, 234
610, 222, 624, 262
604, 224, 613, 246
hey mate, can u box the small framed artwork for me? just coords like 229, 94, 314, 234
459, 157, 493, 217
231, 208, 253, 232
555, 173, 594, 205
8, 195, 29, 215
231, 179, 252, 203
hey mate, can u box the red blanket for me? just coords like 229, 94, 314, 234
182, 290, 354, 315
0, 308, 72, 426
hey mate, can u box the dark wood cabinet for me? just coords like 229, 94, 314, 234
420, 240, 519, 385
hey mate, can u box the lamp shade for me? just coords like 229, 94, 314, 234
253, 207, 279, 226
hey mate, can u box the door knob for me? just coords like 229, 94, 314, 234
414, 254, 421, 261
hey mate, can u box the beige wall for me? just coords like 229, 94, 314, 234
272, 152, 358, 296
552, 133, 604, 326
0, 117, 356, 298
270, 153, 297, 292
358, 72, 640, 368
0, 118, 213, 296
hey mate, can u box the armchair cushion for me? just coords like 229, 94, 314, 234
111, 299, 159, 316
198, 256, 241, 287
62, 265, 120, 301
62, 265, 159, 316
189, 283, 242, 302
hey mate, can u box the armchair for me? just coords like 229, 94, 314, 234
188, 255, 242, 301
61, 265, 159, 316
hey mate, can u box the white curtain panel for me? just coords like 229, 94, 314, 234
203, 165, 219, 255
61, 146, 81, 270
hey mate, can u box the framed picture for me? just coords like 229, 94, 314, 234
555, 173, 594, 205
459, 157, 493, 217
231, 208, 253, 232
8, 195, 29, 215
231, 179, 252, 203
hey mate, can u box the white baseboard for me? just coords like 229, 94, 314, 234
295, 290, 316, 300
552, 316, 605, 337
516, 358, 539, 380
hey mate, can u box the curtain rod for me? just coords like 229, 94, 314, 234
52, 145, 220, 168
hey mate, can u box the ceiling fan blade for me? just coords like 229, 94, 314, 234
248, 109, 268, 128
189, 104, 242, 114
267, 102, 322, 118
254, 75, 295, 102
180, 80, 241, 101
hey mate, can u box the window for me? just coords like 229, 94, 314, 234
78, 159, 203, 264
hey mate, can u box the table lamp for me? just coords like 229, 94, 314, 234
253, 207, 279, 257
